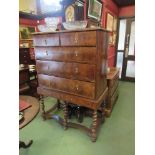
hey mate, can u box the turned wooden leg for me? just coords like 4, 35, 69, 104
101, 109, 105, 123
91, 110, 98, 142
39, 95, 46, 120
63, 101, 68, 130
57, 99, 61, 109
100, 100, 106, 123
77, 106, 84, 123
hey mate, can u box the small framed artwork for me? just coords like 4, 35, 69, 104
108, 34, 113, 45
19, 25, 36, 39
106, 12, 114, 31
87, 0, 103, 22
113, 16, 118, 31
65, 5, 75, 22
112, 32, 117, 45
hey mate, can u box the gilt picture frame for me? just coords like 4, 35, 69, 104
106, 12, 114, 31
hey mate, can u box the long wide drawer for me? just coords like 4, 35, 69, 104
34, 47, 96, 64
36, 60, 95, 82
60, 31, 96, 46
38, 74, 95, 99
33, 34, 59, 46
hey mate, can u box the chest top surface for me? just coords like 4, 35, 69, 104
32, 28, 109, 35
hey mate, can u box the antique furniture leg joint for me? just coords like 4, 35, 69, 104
39, 95, 46, 120
63, 101, 68, 130
91, 110, 98, 142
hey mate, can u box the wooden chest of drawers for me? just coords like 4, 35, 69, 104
105, 67, 119, 117
32, 28, 109, 110
32, 28, 109, 142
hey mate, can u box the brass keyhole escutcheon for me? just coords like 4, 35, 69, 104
75, 67, 78, 73
45, 50, 48, 55
76, 85, 79, 91
75, 51, 78, 57
45, 39, 47, 45
74, 33, 78, 44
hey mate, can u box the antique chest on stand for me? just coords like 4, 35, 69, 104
32, 28, 109, 142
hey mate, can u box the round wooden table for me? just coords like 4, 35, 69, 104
19, 95, 40, 148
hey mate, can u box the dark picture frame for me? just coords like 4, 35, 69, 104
87, 0, 103, 22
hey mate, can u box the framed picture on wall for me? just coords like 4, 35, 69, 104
109, 35, 113, 44
19, 25, 36, 39
112, 32, 117, 45
106, 12, 114, 31
87, 0, 103, 22
113, 16, 118, 31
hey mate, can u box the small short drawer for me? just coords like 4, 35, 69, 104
60, 31, 96, 46
108, 75, 119, 88
35, 47, 96, 64
33, 34, 59, 46
36, 60, 95, 82
38, 74, 95, 99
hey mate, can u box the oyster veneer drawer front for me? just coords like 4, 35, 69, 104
36, 60, 95, 82
35, 47, 96, 64
33, 34, 59, 46
38, 74, 95, 99
60, 31, 96, 46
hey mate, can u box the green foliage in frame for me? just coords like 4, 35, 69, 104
20, 26, 35, 39
87, 0, 103, 21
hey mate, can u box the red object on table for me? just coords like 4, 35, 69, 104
19, 99, 32, 112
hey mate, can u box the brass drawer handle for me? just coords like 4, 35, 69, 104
75, 67, 79, 73
74, 33, 78, 44
75, 85, 79, 91
75, 51, 78, 57
45, 50, 48, 55
44, 39, 47, 45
